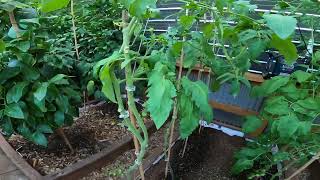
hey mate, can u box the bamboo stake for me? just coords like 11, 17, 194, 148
56, 128, 74, 154
165, 37, 186, 178
285, 151, 320, 180
70, 0, 80, 60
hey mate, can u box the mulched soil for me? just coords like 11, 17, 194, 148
8, 102, 130, 176
82, 123, 170, 180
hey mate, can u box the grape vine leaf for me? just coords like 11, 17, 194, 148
146, 62, 176, 129
41, 0, 70, 13
263, 14, 297, 40
6, 82, 28, 104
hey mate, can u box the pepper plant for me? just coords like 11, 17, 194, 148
0, 1, 81, 147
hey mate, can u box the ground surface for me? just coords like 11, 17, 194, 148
8, 102, 130, 176
145, 127, 247, 180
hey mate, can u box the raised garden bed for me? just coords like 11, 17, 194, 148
0, 102, 156, 180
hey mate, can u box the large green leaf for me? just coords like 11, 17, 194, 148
41, 0, 70, 13
5, 103, 24, 119
296, 98, 320, 111
179, 15, 195, 30
0, 67, 20, 84
6, 82, 28, 104
231, 159, 254, 175
252, 76, 289, 97
292, 70, 312, 83
270, 34, 298, 64
93, 52, 121, 78
49, 74, 69, 85
100, 65, 116, 103
16, 41, 30, 52
181, 77, 213, 121
179, 93, 200, 139
242, 116, 263, 133
34, 82, 49, 101
264, 96, 290, 115
147, 62, 176, 129
37, 124, 53, 134
128, 0, 157, 18
277, 114, 300, 139
32, 131, 48, 147
263, 14, 297, 39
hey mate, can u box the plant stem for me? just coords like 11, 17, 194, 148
8, 11, 20, 38
70, 0, 80, 60
165, 36, 186, 178
56, 128, 74, 154
121, 10, 147, 180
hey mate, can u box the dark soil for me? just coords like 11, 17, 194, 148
82, 123, 171, 180
145, 127, 247, 180
8, 102, 130, 176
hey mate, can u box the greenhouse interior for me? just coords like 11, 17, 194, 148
1, 0, 320, 179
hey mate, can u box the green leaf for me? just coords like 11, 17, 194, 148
100, 65, 116, 103
49, 74, 69, 85
252, 76, 289, 97
297, 121, 312, 136
264, 96, 290, 115
34, 82, 49, 101
179, 15, 195, 30
239, 30, 257, 42
33, 98, 47, 112
41, 0, 70, 13
0, 39, 5, 52
231, 159, 254, 175
263, 14, 297, 39
181, 77, 213, 121
129, 0, 157, 18
248, 40, 268, 59
16, 41, 30, 52
243, 116, 263, 133
54, 111, 65, 126
0, 67, 20, 84
37, 124, 53, 134
6, 82, 28, 104
179, 93, 200, 139
93, 52, 121, 79
277, 114, 299, 139
147, 62, 176, 129
202, 23, 215, 38
270, 34, 298, 64
32, 131, 48, 147
5, 103, 24, 119
296, 98, 320, 111
280, 83, 308, 100
292, 70, 312, 83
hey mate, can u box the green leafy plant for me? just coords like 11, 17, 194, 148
0, 1, 81, 148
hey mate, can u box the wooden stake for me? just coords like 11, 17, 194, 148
8, 11, 20, 38
70, 0, 80, 60
56, 128, 74, 154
